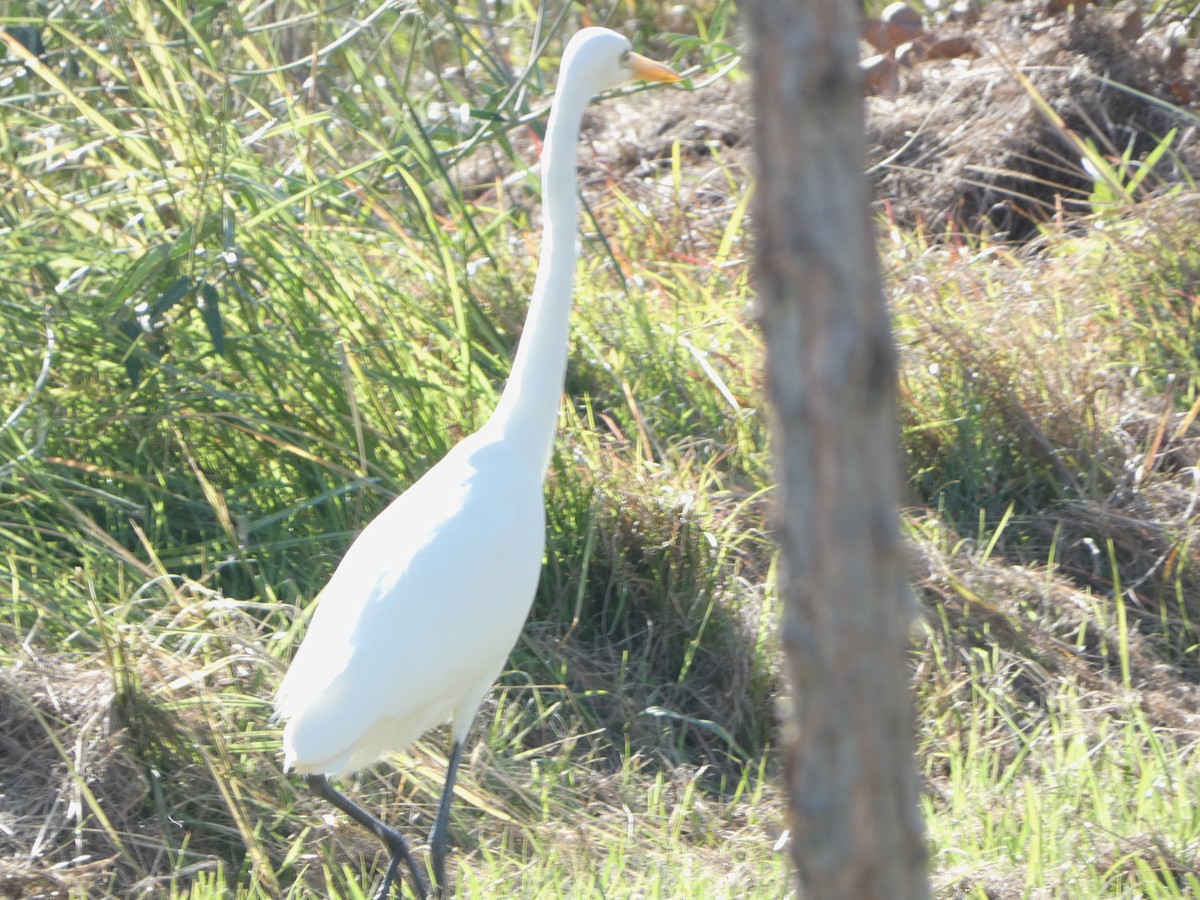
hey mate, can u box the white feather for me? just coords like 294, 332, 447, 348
272, 26, 679, 899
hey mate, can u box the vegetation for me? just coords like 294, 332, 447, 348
2, 1, 1199, 898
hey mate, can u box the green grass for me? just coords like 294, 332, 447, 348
1, 2, 772, 897
916, 557, 1200, 897
4, 1, 1200, 898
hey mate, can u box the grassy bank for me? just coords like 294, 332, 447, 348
3, 1, 1200, 897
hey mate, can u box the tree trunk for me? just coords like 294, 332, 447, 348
744, 0, 931, 897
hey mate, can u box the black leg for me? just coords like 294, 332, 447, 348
306, 773, 429, 900
427, 741, 463, 898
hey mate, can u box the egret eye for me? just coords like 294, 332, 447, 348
620, 49, 631, 66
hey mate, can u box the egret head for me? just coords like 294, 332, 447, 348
562, 27, 681, 95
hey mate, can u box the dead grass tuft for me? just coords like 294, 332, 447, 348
895, 203, 1200, 660
1090, 831, 1200, 894
540, 460, 776, 768
0, 591, 303, 896
937, 866, 1038, 899
0, 656, 145, 897
869, 1, 1200, 239
914, 513, 1200, 722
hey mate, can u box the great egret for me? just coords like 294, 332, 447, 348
274, 28, 680, 900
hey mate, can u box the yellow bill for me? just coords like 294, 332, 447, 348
628, 52, 682, 84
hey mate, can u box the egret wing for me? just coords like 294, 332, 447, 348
277, 433, 546, 776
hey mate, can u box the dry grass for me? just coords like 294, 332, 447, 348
867, 0, 1200, 239
6, 0, 1200, 896
892, 184, 1200, 895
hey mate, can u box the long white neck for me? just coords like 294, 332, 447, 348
487, 77, 591, 478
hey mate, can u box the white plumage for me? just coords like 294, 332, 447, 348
275, 27, 679, 900
277, 431, 545, 778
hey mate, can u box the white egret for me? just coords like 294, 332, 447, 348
274, 28, 680, 900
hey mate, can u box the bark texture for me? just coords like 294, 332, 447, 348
744, 0, 931, 896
